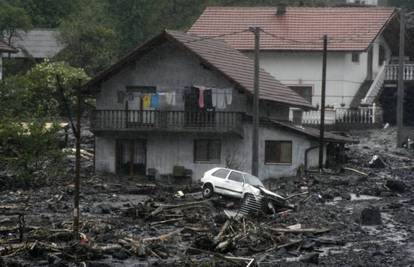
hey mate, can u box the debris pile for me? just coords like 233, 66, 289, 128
1, 127, 414, 266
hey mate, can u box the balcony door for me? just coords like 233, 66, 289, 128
116, 139, 146, 176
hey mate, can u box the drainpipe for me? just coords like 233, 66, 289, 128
305, 145, 319, 172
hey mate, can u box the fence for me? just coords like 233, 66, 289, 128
302, 105, 383, 129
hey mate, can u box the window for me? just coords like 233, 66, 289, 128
194, 139, 221, 163
352, 53, 360, 63
289, 86, 312, 104
212, 169, 230, 179
228, 171, 244, 183
265, 141, 292, 164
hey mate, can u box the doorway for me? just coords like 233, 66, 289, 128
116, 139, 147, 176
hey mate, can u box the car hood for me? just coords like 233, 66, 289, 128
257, 186, 286, 200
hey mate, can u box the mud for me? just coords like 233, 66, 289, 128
1, 127, 414, 266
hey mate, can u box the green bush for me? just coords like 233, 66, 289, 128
0, 118, 65, 188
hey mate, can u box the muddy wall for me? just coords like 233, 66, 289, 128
94, 123, 324, 180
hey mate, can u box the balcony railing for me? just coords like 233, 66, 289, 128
91, 110, 243, 135
386, 64, 414, 81
302, 106, 383, 128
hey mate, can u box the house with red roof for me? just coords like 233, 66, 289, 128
189, 6, 401, 126
86, 30, 352, 180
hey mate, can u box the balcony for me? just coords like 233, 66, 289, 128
385, 64, 414, 81
90, 110, 244, 136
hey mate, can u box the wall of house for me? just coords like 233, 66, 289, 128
97, 42, 241, 111
94, 123, 325, 180
246, 35, 391, 109
96, 41, 291, 121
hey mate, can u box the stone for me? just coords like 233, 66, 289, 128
385, 179, 407, 193
360, 206, 382, 225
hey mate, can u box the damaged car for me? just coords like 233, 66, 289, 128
200, 167, 293, 213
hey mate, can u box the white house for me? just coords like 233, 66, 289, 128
189, 6, 398, 126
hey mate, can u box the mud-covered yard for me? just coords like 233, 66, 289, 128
1, 127, 414, 266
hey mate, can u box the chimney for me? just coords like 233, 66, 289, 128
276, 3, 287, 16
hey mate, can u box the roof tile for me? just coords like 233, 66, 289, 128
188, 7, 396, 51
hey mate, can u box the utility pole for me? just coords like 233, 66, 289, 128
250, 26, 260, 176
397, 8, 405, 148
73, 81, 82, 239
319, 35, 328, 170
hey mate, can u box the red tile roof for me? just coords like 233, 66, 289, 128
188, 6, 396, 52
87, 30, 313, 109
0, 40, 17, 53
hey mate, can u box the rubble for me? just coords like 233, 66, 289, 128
1, 126, 414, 266
360, 206, 382, 225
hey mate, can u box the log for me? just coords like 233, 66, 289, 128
343, 167, 368, 177
269, 227, 330, 234
213, 220, 230, 244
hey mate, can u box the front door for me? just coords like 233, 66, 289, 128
116, 139, 146, 176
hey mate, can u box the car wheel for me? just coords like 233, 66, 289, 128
202, 184, 214, 198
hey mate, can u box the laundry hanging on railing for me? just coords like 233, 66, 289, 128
193, 85, 233, 110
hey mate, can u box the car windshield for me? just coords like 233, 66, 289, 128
244, 173, 264, 187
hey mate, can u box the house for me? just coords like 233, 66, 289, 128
0, 40, 17, 79
5, 29, 63, 60
1, 29, 64, 77
188, 6, 399, 127
86, 30, 351, 180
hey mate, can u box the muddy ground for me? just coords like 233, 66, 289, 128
1, 127, 414, 266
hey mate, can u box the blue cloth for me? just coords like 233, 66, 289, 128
151, 93, 159, 108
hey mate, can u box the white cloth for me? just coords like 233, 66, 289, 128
217, 91, 226, 109
225, 88, 233, 105
211, 88, 218, 107
165, 92, 176, 106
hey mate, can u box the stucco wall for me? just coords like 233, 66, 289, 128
96, 42, 290, 120
94, 123, 324, 180
246, 36, 391, 109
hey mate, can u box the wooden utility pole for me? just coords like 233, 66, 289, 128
397, 8, 405, 147
250, 26, 261, 176
319, 35, 328, 170
73, 81, 82, 239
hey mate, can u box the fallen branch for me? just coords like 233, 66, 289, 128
343, 167, 368, 177
269, 227, 330, 234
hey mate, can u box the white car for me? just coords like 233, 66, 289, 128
200, 167, 288, 208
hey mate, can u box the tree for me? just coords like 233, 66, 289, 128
0, 1, 32, 45
19, 0, 81, 28
57, 0, 118, 75
0, 60, 89, 119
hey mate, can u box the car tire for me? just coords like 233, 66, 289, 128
202, 184, 214, 198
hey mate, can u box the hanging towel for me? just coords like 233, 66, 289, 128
198, 86, 205, 108
143, 94, 151, 108
165, 92, 176, 106
217, 91, 226, 109
211, 88, 218, 107
128, 92, 134, 101
225, 88, 233, 105
151, 93, 159, 108
204, 89, 213, 110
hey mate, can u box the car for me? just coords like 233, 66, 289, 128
200, 167, 291, 211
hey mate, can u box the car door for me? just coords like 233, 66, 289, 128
225, 171, 245, 198
210, 168, 230, 195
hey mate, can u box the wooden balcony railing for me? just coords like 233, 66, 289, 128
90, 110, 243, 134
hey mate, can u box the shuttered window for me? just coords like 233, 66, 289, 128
265, 141, 292, 164
194, 139, 221, 163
